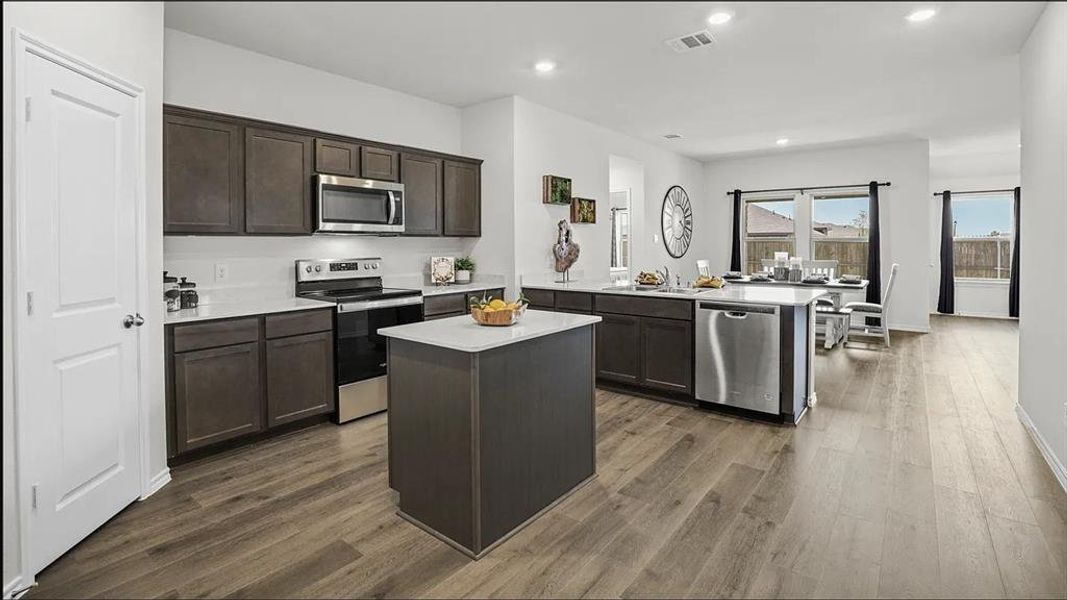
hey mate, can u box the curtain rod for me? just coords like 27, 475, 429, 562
725, 181, 890, 196
933, 188, 1017, 197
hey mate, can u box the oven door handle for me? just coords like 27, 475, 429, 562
338, 295, 423, 312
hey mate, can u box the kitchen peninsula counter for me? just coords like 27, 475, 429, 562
378, 310, 601, 558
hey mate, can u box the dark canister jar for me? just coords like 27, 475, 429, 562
164, 271, 180, 312
179, 277, 199, 309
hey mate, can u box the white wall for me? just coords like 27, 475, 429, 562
513, 97, 707, 284
928, 173, 1020, 318
1018, 2, 1067, 479
703, 140, 931, 332
162, 29, 477, 289
2, 2, 164, 593
462, 97, 517, 296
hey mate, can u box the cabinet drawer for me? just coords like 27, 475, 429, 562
594, 294, 692, 321
555, 291, 593, 313
424, 293, 467, 317
173, 317, 259, 353
265, 309, 333, 339
522, 288, 555, 309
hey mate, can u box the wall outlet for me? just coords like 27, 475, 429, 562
214, 263, 229, 282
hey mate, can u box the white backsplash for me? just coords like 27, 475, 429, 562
164, 235, 478, 297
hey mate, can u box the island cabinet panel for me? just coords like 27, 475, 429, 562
245, 127, 314, 234
163, 113, 244, 234
477, 327, 595, 547
172, 342, 263, 453
314, 138, 360, 177
640, 317, 693, 394
361, 146, 399, 182
266, 331, 335, 427
387, 340, 475, 550
595, 313, 641, 384
443, 161, 481, 237
423, 293, 468, 319
400, 153, 444, 236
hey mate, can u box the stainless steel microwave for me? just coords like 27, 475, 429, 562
315, 174, 405, 234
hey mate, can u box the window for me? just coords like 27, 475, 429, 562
951, 194, 1013, 280
743, 198, 795, 274
812, 194, 869, 278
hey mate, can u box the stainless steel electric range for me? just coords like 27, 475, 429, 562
295, 258, 423, 423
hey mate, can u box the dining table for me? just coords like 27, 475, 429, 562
725, 276, 870, 348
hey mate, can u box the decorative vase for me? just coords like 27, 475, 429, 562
456, 270, 471, 284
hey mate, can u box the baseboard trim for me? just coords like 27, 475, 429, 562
888, 324, 930, 334
1016, 404, 1067, 492
141, 468, 171, 500
3, 576, 32, 600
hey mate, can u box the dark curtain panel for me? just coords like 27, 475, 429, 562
865, 182, 882, 326
729, 189, 742, 271
937, 191, 955, 314
1008, 186, 1021, 317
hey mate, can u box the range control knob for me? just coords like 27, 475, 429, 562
314, 265, 322, 272
363, 263, 370, 269
372, 263, 379, 270
305, 265, 312, 273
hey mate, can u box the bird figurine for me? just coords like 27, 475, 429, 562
553, 219, 580, 275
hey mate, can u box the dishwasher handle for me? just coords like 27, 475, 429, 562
724, 311, 748, 319
698, 302, 777, 315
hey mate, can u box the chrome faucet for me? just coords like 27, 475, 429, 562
657, 265, 670, 287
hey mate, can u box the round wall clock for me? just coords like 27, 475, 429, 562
661, 185, 693, 258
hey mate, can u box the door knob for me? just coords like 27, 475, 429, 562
123, 313, 145, 328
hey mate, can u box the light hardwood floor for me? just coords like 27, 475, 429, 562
29, 316, 1066, 599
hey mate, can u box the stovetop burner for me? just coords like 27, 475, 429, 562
297, 286, 421, 304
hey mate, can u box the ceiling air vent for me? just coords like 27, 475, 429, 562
665, 29, 716, 53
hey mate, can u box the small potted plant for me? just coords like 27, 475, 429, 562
454, 256, 475, 284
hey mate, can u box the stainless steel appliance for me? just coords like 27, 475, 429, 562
296, 257, 423, 423
315, 174, 405, 234
695, 301, 780, 416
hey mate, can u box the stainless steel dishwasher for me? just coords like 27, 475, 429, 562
695, 301, 780, 415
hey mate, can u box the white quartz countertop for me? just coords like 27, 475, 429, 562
164, 296, 332, 325
378, 309, 601, 353
521, 281, 827, 306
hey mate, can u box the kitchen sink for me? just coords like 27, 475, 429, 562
601, 285, 704, 296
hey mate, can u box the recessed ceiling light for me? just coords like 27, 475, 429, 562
707, 12, 732, 25
776, 138, 790, 146
906, 8, 937, 22
534, 60, 556, 73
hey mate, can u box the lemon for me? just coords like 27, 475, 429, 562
489, 299, 506, 310
482, 306, 496, 313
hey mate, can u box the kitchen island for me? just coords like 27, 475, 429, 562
378, 310, 601, 559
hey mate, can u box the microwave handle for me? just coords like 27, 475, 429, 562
387, 191, 399, 224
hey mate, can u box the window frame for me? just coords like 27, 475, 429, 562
810, 192, 871, 278
949, 193, 1015, 282
741, 195, 797, 274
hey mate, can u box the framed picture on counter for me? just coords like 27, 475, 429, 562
430, 256, 455, 284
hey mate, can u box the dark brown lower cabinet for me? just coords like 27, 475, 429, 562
266, 331, 335, 427
595, 313, 641, 384
167, 308, 335, 462
172, 341, 263, 453
423, 288, 505, 320
640, 317, 693, 394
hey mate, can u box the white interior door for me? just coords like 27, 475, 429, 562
19, 51, 143, 574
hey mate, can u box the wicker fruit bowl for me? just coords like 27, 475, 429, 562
469, 293, 529, 327
470, 304, 527, 326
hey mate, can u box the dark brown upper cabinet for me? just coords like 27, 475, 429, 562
443, 160, 481, 237
245, 127, 314, 234
361, 146, 399, 182
400, 153, 443, 236
164, 113, 244, 234
266, 331, 335, 427
314, 138, 360, 177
